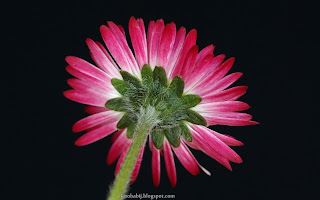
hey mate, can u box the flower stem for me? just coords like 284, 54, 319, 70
107, 106, 159, 200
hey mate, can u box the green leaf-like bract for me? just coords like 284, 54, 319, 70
106, 66, 205, 149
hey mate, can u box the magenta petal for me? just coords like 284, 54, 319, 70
170, 29, 197, 78
201, 86, 248, 103
67, 78, 109, 100
158, 22, 177, 71
147, 19, 165, 69
130, 142, 146, 183
194, 101, 250, 112
129, 17, 148, 68
179, 45, 199, 80
115, 140, 132, 176
167, 27, 186, 77
195, 44, 215, 64
84, 106, 109, 115
209, 131, 244, 146
163, 140, 177, 187
74, 121, 119, 146
63, 90, 107, 107
86, 38, 121, 78
173, 142, 199, 175
72, 111, 120, 133
95, 41, 119, 69
203, 114, 259, 126
151, 145, 161, 187
107, 130, 127, 165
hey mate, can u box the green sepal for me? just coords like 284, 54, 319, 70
164, 127, 180, 148
105, 97, 128, 112
153, 66, 167, 89
179, 122, 192, 142
173, 94, 202, 110
111, 78, 129, 95
120, 70, 142, 88
117, 113, 132, 129
126, 123, 136, 139
180, 109, 207, 126
151, 129, 165, 149
141, 64, 153, 90
167, 76, 184, 98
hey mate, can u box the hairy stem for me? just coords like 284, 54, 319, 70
107, 106, 160, 200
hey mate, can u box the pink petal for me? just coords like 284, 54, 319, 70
195, 44, 215, 64
63, 90, 107, 107
107, 129, 128, 165
100, 25, 138, 76
72, 111, 120, 133
187, 127, 232, 170
95, 41, 119, 69
158, 22, 177, 71
84, 106, 109, 115
170, 29, 197, 78
172, 142, 199, 175
130, 142, 146, 183
107, 21, 140, 76
194, 101, 250, 112
115, 140, 132, 175
65, 56, 110, 82
201, 86, 248, 103
208, 131, 244, 146
67, 78, 109, 100
86, 38, 121, 78
166, 27, 186, 77
117, 25, 125, 36
192, 125, 242, 163
74, 121, 119, 146
191, 57, 234, 94
202, 114, 259, 126
163, 140, 177, 187
151, 145, 161, 186
184, 54, 214, 87
200, 72, 243, 96
129, 17, 148, 68
65, 65, 109, 90
179, 45, 199, 80
110, 128, 123, 143
147, 19, 165, 69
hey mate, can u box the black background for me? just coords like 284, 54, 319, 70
5, 0, 316, 200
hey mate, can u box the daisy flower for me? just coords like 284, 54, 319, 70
64, 16, 257, 199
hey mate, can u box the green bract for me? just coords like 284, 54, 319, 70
105, 64, 206, 149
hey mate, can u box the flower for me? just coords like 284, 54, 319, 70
64, 16, 258, 187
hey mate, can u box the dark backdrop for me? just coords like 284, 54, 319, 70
5, 0, 316, 200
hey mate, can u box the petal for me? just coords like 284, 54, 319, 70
202, 114, 259, 126
208, 131, 244, 146
170, 29, 197, 79
151, 144, 161, 186
65, 56, 110, 82
179, 45, 199, 80
74, 120, 119, 146
130, 142, 146, 183
65, 65, 109, 89
147, 19, 165, 69
195, 44, 215, 64
172, 142, 199, 175
95, 41, 119, 69
166, 27, 186, 77
63, 90, 107, 107
67, 78, 110, 100
194, 101, 250, 112
163, 140, 177, 187
107, 129, 128, 165
201, 86, 248, 103
158, 22, 177, 71
129, 17, 148, 68
84, 106, 109, 115
72, 110, 120, 133
192, 125, 242, 163
184, 54, 214, 88
200, 72, 243, 96
107, 21, 140, 77
115, 140, 132, 175
86, 38, 121, 78
187, 126, 232, 170
100, 25, 139, 76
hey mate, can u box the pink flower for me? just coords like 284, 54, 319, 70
64, 16, 258, 187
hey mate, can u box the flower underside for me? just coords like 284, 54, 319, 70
106, 64, 206, 149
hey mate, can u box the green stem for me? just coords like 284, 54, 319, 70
107, 106, 159, 200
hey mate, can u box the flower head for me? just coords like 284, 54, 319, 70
64, 17, 258, 187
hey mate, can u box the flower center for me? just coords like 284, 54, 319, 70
106, 65, 206, 149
